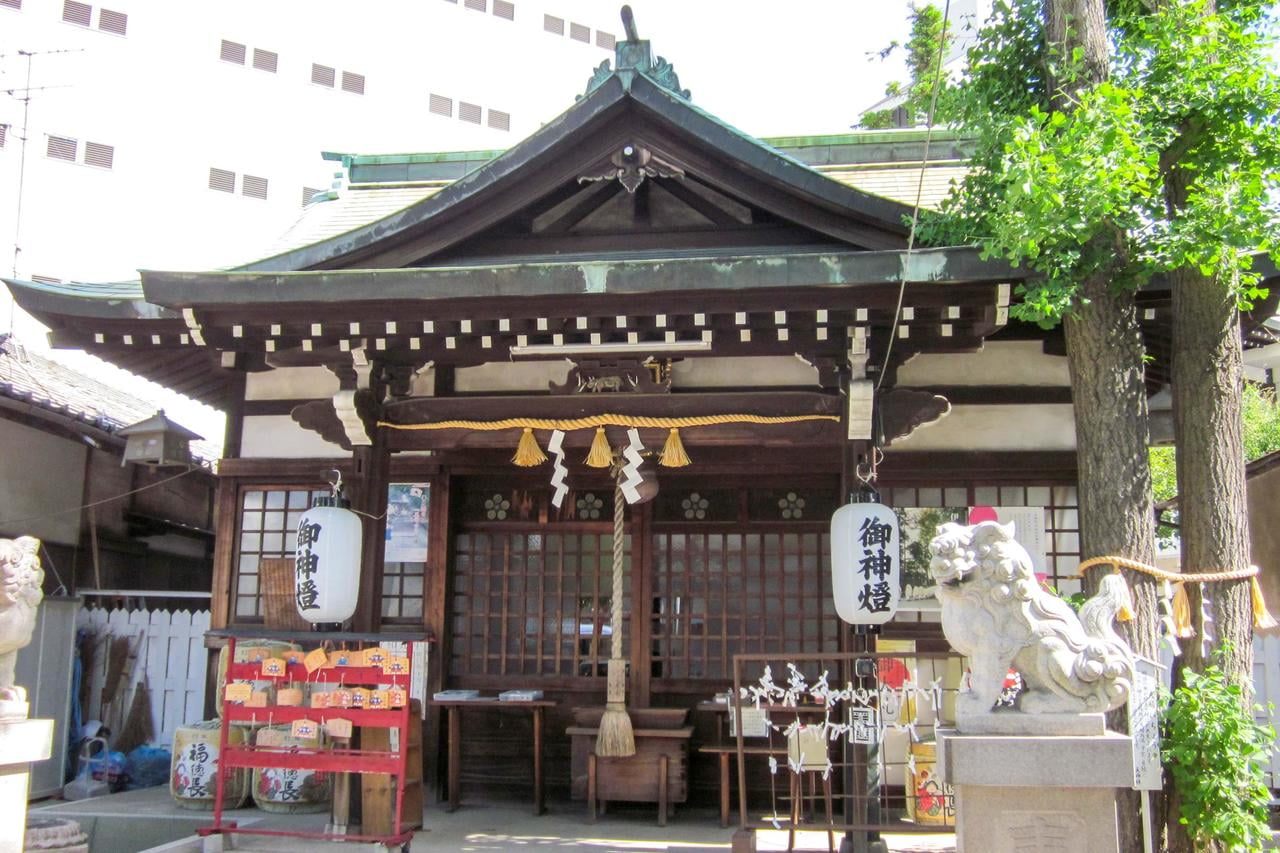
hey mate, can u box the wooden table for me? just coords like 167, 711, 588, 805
431, 699, 556, 815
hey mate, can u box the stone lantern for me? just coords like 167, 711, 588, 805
117, 411, 202, 467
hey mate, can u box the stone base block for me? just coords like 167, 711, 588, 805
937, 727, 1133, 853
0, 718, 54, 853
956, 710, 1106, 736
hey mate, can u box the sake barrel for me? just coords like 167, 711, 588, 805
170, 719, 250, 810
905, 739, 954, 826
215, 640, 301, 716
251, 724, 331, 814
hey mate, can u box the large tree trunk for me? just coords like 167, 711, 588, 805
1046, 5, 1160, 852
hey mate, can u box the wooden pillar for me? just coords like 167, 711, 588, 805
351, 438, 390, 633
423, 471, 451, 799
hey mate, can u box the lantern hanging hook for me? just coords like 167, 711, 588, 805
855, 447, 883, 486
327, 468, 343, 498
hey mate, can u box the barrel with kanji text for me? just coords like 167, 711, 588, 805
170, 720, 250, 810
250, 724, 332, 814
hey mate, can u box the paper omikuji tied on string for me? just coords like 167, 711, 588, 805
831, 502, 900, 625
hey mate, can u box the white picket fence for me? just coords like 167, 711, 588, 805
77, 608, 210, 748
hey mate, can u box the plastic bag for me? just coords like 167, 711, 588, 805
125, 745, 171, 790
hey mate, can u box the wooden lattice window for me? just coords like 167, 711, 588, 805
884, 484, 1081, 595
450, 528, 631, 678
220, 39, 246, 64
382, 562, 425, 623
651, 530, 839, 679
233, 486, 326, 619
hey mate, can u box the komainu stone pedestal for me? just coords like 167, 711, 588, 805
937, 727, 1133, 853
0, 718, 55, 852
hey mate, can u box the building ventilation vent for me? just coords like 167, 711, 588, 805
84, 141, 114, 169
1, 0, 23, 10
596, 31, 615, 50
47, 135, 77, 161
458, 102, 481, 124
97, 7, 126, 34
208, 167, 235, 193
543, 14, 563, 35
252, 48, 278, 73
242, 174, 269, 199
464, 0, 485, 10
429, 93, 453, 117
487, 109, 510, 131
341, 71, 365, 95
62, 0, 91, 26
302, 186, 323, 207
311, 64, 335, 87
493, 0, 513, 20
0, 125, 6, 148
220, 40, 246, 64
569, 22, 589, 42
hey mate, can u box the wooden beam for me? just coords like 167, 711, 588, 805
533, 179, 623, 235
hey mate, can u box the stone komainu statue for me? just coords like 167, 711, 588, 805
0, 536, 44, 719
928, 521, 1134, 717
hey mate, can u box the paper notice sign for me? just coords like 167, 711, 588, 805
224, 682, 252, 703
290, 718, 319, 740
276, 687, 303, 707
325, 717, 353, 739
246, 690, 269, 708
310, 691, 331, 709
261, 658, 287, 678
303, 648, 328, 673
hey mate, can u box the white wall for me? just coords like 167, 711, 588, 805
0, 418, 87, 545
892, 403, 1076, 451
239, 414, 346, 458
896, 340, 1071, 387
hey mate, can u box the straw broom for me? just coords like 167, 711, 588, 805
595, 473, 635, 757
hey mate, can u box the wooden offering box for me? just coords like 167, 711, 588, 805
567, 707, 692, 824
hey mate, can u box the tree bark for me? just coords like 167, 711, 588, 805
1046, 4, 1161, 852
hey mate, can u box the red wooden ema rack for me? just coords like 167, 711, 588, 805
198, 628, 431, 848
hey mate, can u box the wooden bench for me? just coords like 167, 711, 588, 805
697, 744, 788, 828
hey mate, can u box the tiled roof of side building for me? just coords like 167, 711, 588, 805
0, 335, 219, 460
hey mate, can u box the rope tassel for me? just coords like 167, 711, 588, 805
511, 427, 547, 467
1115, 571, 1135, 622
585, 426, 613, 468
1171, 583, 1194, 638
659, 427, 691, 468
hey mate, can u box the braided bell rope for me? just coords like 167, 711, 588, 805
1077, 555, 1261, 583
611, 480, 625, 664
377, 413, 838, 431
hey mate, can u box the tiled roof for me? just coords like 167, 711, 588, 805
241, 164, 964, 267
0, 335, 218, 460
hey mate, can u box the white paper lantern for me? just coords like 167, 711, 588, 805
294, 495, 363, 624
831, 502, 900, 625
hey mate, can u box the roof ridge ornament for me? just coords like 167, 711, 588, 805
579, 5, 691, 102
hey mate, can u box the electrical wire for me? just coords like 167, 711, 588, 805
875, 0, 954, 391
0, 465, 198, 528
